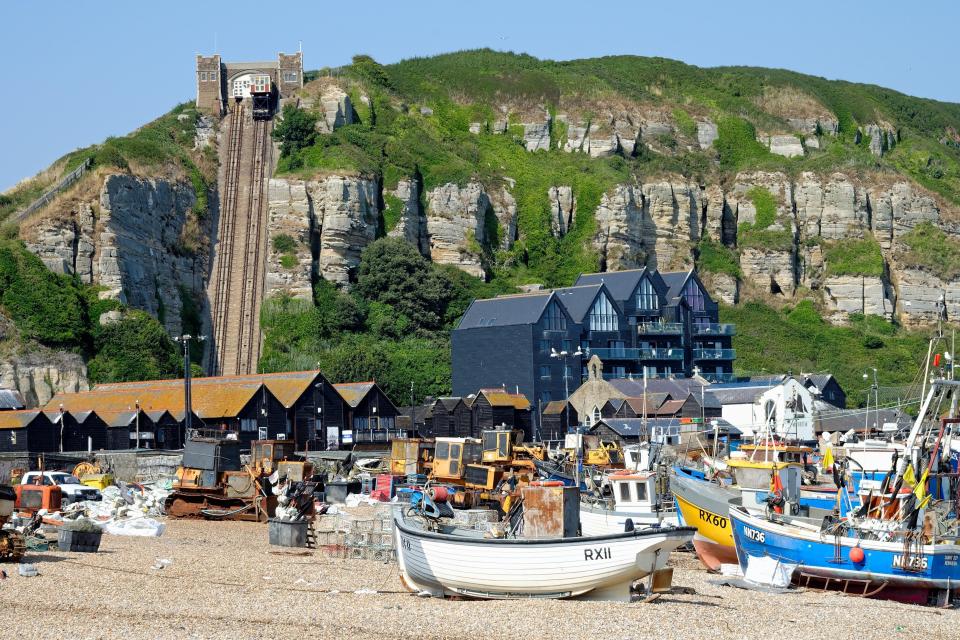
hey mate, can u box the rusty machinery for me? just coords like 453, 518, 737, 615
0, 484, 25, 562
165, 435, 314, 522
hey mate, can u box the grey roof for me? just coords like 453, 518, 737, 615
145, 410, 170, 422
106, 411, 137, 428
457, 291, 553, 329
659, 271, 691, 303
804, 374, 837, 392
608, 377, 708, 399
624, 394, 671, 412
593, 418, 648, 438
553, 284, 611, 323
594, 417, 709, 438
603, 398, 625, 412
575, 269, 647, 302
816, 408, 907, 433
0, 388, 25, 410
710, 379, 780, 404
436, 397, 465, 411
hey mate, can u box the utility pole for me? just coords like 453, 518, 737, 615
174, 334, 205, 438
135, 399, 140, 450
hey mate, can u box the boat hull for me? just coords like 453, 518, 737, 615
579, 502, 679, 536
671, 471, 737, 570
729, 506, 960, 597
394, 511, 695, 601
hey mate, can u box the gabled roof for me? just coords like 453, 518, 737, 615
553, 283, 619, 323
624, 394, 670, 413
0, 410, 45, 430
477, 388, 531, 410
574, 269, 648, 302
543, 400, 571, 415
456, 291, 554, 329
708, 381, 778, 405
93, 370, 323, 409
100, 410, 137, 428
607, 377, 707, 399
48, 381, 262, 421
603, 398, 625, 412
659, 270, 692, 304
0, 388, 25, 411
435, 397, 465, 412
593, 418, 648, 437
654, 399, 686, 415
803, 374, 839, 393
333, 382, 377, 408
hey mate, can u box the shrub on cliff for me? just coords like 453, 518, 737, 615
273, 105, 318, 158
87, 311, 179, 383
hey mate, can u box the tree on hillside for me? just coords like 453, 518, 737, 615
355, 238, 453, 332
272, 105, 318, 157
87, 311, 179, 383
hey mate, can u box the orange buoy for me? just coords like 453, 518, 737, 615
850, 546, 865, 564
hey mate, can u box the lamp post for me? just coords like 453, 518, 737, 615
174, 334, 205, 438
551, 347, 584, 484
862, 367, 878, 441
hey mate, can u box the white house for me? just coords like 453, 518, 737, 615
709, 377, 815, 442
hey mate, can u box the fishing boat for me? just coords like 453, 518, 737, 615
671, 467, 739, 570
580, 469, 679, 535
393, 507, 695, 601
730, 371, 960, 605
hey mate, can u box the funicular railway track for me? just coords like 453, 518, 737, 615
206, 102, 272, 376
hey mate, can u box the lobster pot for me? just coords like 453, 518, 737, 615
268, 518, 308, 548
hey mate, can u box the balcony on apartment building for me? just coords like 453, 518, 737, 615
693, 323, 736, 336
589, 347, 685, 361
693, 348, 736, 360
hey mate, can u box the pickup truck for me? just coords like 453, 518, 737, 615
21, 471, 102, 505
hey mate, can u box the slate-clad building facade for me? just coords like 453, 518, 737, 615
452, 268, 735, 430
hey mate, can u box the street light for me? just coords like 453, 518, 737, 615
174, 334, 206, 438
862, 367, 878, 439
551, 347, 584, 483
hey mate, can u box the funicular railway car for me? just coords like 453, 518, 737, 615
250, 74, 273, 120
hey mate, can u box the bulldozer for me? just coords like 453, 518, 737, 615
165, 434, 313, 522
0, 484, 25, 562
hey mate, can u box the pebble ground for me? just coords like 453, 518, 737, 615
0, 519, 957, 639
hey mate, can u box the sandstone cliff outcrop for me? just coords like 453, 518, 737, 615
22, 174, 209, 336
386, 178, 430, 256
425, 182, 491, 278
0, 351, 89, 408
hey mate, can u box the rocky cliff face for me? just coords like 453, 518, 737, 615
22, 174, 210, 336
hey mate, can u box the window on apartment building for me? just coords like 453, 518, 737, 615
543, 302, 567, 331
539, 365, 551, 378
240, 418, 257, 432
283, 71, 298, 82
539, 391, 552, 405
589, 293, 618, 331
210, 72, 217, 81
637, 278, 658, 310
562, 339, 572, 353
200, 71, 208, 81
683, 279, 705, 312
564, 365, 574, 379
539, 339, 550, 353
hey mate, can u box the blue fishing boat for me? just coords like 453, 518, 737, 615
730, 505, 960, 603
729, 369, 960, 605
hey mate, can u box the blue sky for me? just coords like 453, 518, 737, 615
1, 0, 957, 191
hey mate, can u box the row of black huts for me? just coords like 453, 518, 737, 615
0, 372, 401, 454
404, 388, 534, 441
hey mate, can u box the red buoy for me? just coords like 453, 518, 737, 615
850, 546, 865, 564
429, 486, 450, 502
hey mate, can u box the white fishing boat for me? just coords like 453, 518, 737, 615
393, 508, 694, 601
580, 470, 679, 536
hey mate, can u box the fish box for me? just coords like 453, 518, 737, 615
268, 518, 308, 548
326, 480, 361, 504
58, 529, 102, 553
520, 485, 579, 539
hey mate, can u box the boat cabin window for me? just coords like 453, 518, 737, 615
635, 482, 648, 502
436, 441, 450, 459
618, 482, 631, 502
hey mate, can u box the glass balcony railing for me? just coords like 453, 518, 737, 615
693, 348, 736, 360
701, 372, 737, 383
589, 347, 684, 361
694, 323, 736, 336
638, 322, 683, 335
603, 371, 685, 381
